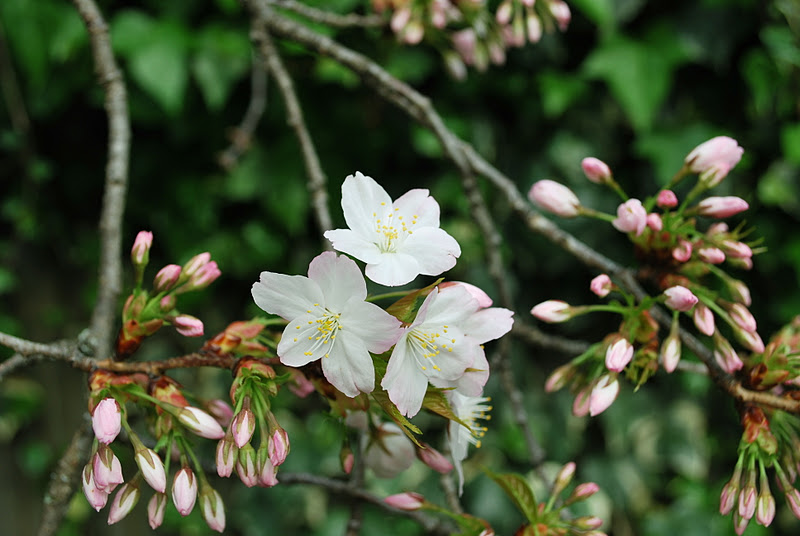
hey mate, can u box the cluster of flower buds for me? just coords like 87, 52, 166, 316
529, 136, 764, 416
116, 231, 220, 360
84, 371, 227, 531
216, 357, 288, 488
370, 0, 571, 79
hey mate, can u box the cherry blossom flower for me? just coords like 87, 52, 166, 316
589, 375, 619, 416
663, 285, 699, 312
252, 251, 403, 397
612, 199, 647, 236
382, 285, 512, 417
364, 422, 415, 478
685, 136, 743, 187
604, 337, 633, 372
590, 274, 612, 297
447, 391, 492, 494
324, 172, 461, 286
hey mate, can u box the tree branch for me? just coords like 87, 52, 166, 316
71, 0, 131, 361
267, 0, 385, 28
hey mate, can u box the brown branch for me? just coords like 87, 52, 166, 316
218, 50, 268, 171
268, 0, 385, 28
92, 352, 242, 375
72, 0, 131, 362
248, 18, 333, 240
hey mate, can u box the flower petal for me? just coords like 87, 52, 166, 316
341, 172, 393, 238
323, 229, 384, 264
320, 331, 374, 396
341, 300, 403, 354
307, 252, 367, 309
364, 252, 421, 286
423, 286, 476, 326
460, 307, 514, 344
277, 315, 324, 367
400, 227, 461, 277
382, 339, 430, 417
252, 272, 322, 320
393, 188, 440, 228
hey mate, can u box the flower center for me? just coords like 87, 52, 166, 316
458, 396, 492, 448
372, 204, 419, 253
300, 305, 342, 359
407, 324, 455, 376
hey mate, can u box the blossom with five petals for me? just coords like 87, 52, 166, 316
252, 252, 403, 397
324, 172, 461, 287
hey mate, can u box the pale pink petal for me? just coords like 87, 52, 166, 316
422, 286, 476, 326
277, 315, 325, 367
460, 308, 514, 344
323, 229, 384, 264
307, 251, 367, 309
341, 172, 393, 238
252, 273, 322, 320
364, 252, 422, 286
393, 188, 440, 228
401, 227, 461, 277
340, 300, 403, 354
320, 331, 375, 396
382, 341, 430, 417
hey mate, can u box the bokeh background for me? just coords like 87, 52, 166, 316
1, 0, 799, 534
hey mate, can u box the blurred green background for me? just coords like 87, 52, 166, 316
1, 0, 799, 534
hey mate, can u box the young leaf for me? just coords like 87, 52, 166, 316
485, 470, 539, 523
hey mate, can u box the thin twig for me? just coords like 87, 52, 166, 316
249, 19, 333, 239
72, 0, 131, 362
268, 0, 385, 28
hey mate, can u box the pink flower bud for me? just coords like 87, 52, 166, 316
728, 256, 753, 270
713, 334, 743, 373
728, 279, 751, 306
528, 180, 581, 217
341, 450, 355, 475
236, 444, 259, 487
153, 264, 181, 292
82, 463, 109, 511
571, 482, 600, 502
385, 492, 425, 511
589, 375, 619, 416
552, 461, 576, 497
131, 231, 153, 267
581, 157, 612, 184
93, 444, 124, 491
416, 443, 454, 474
739, 484, 757, 520
693, 302, 715, 336
545, 363, 574, 392
722, 240, 753, 259
646, 213, 663, 231
728, 303, 757, 333
107, 483, 140, 525
148, 492, 167, 529
135, 447, 166, 493
257, 445, 279, 487
685, 136, 744, 187
178, 406, 225, 439
531, 300, 572, 323
453, 29, 477, 65
439, 281, 493, 308
785, 488, 800, 520
720, 480, 738, 515
496, 1, 512, 25
173, 314, 204, 337
590, 274, 612, 297
707, 222, 729, 236
697, 196, 749, 218
216, 436, 238, 478
172, 467, 198, 516
734, 512, 750, 535
735, 328, 765, 353
207, 399, 234, 428
660, 333, 681, 373
574, 516, 604, 530
612, 199, 647, 236
657, 190, 678, 208
186, 261, 221, 291
526, 12, 542, 43
182, 252, 211, 277
672, 239, 693, 262
572, 387, 591, 417
698, 247, 726, 264
663, 285, 699, 312
549, 0, 571, 30
604, 337, 634, 372
390, 7, 411, 33
92, 398, 122, 445
159, 294, 176, 312
200, 486, 226, 533
231, 409, 256, 448
269, 428, 291, 467
757, 488, 775, 526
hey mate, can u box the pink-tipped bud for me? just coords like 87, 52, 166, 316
604, 336, 634, 372
735, 328, 765, 354
713, 334, 743, 373
182, 252, 211, 277
341, 449, 355, 475
269, 428, 291, 467
177, 406, 225, 439
526, 12, 542, 43
545, 363, 574, 392
531, 300, 573, 323
589, 375, 620, 416
663, 285, 699, 312
694, 302, 715, 336
728, 303, 757, 333
131, 231, 153, 267
416, 443, 454, 474
572, 387, 591, 417
728, 279, 751, 306
720, 480, 738, 515
148, 492, 167, 529
646, 213, 663, 231
216, 436, 238, 478
496, 0, 513, 25
528, 180, 582, 217
207, 399, 234, 428
172, 467, 198, 516
785, 488, 800, 519
739, 484, 757, 520
757, 488, 776, 526
697, 196, 749, 218
685, 136, 744, 187
92, 398, 122, 445
82, 463, 109, 512
672, 239, 693, 262
186, 261, 221, 291
173, 314, 204, 337
581, 157, 612, 184
135, 447, 167, 493
657, 190, 678, 208
159, 294, 176, 313
590, 274, 612, 297
200, 486, 226, 533
153, 264, 182, 293
236, 444, 259, 488
612, 199, 647, 236
722, 240, 753, 259
439, 281, 493, 308
231, 409, 256, 449
549, 0, 571, 30
698, 247, 726, 264
256, 445, 279, 488
661, 333, 681, 373
551, 461, 576, 497
570, 482, 600, 503
573, 516, 604, 530
385, 492, 425, 511
734, 512, 750, 535
107, 483, 140, 525
93, 444, 124, 491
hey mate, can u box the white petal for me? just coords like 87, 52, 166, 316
453, 347, 489, 396
461, 308, 514, 344
423, 285, 476, 326
252, 272, 322, 320
382, 337, 430, 417
323, 229, 384, 264
393, 188, 440, 228
400, 227, 461, 277
307, 252, 367, 309
364, 252, 421, 286
320, 331, 374, 397
341, 172, 393, 238
341, 300, 402, 354
277, 316, 322, 367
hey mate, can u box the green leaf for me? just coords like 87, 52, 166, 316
371, 389, 423, 448
485, 470, 539, 523
538, 71, 589, 118
385, 279, 442, 323
781, 122, 800, 165
111, 10, 156, 56
192, 25, 251, 111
